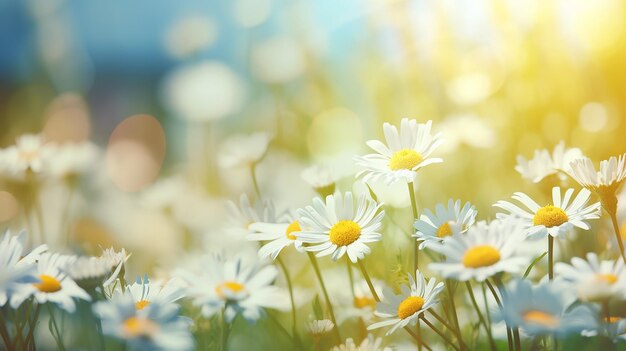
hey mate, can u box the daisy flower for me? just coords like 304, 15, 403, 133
296, 192, 384, 263
248, 211, 305, 260
428, 218, 529, 281
94, 291, 193, 351
218, 132, 272, 168
176, 254, 287, 322
301, 163, 337, 198
569, 154, 626, 199
414, 199, 477, 249
0, 134, 54, 180
127, 276, 185, 311
331, 334, 392, 351
494, 187, 601, 239
515, 141, 584, 184
10, 253, 90, 312
306, 319, 335, 337
368, 270, 444, 335
583, 317, 626, 343
44, 140, 99, 180
500, 279, 596, 338
226, 194, 276, 233
64, 247, 129, 291
554, 253, 626, 302
337, 277, 384, 323
0, 230, 46, 306
355, 118, 443, 185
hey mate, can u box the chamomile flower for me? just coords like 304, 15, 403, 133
368, 270, 443, 336
500, 279, 596, 337
569, 154, 626, 197
296, 192, 384, 263
494, 187, 601, 239
583, 317, 626, 343
331, 334, 392, 351
93, 291, 193, 351
127, 276, 185, 311
301, 163, 337, 198
226, 194, 276, 233
0, 134, 54, 180
428, 218, 529, 281
337, 278, 384, 323
218, 132, 272, 169
0, 230, 46, 306
11, 253, 90, 312
248, 211, 305, 260
307, 319, 335, 336
554, 253, 626, 302
515, 141, 584, 184
176, 254, 287, 322
45, 141, 99, 180
355, 119, 443, 185
64, 247, 129, 290
414, 199, 477, 249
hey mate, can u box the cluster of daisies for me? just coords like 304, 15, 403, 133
1, 117, 626, 351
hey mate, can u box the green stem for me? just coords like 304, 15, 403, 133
548, 236, 554, 280
250, 163, 262, 199
445, 280, 464, 350
307, 252, 341, 343
0, 310, 12, 350
221, 307, 231, 351
422, 317, 461, 351
609, 210, 626, 264
407, 181, 419, 271
465, 281, 496, 351
356, 260, 380, 302
25, 304, 40, 350
346, 257, 356, 299
486, 279, 511, 350
404, 327, 433, 351
276, 256, 301, 347
47, 304, 65, 351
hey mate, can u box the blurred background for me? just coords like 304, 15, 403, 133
1, 0, 626, 274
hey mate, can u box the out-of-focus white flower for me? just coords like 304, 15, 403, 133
515, 141, 584, 184
226, 194, 276, 235
45, 141, 99, 180
93, 291, 193, 351
301, 164, 337, 198
218, 132, 272, 169
306, 319, 335, 336
437, 114, 496, 153
250, 36, 306, 84
11, 253, 90, 312
163, 61, 245, 122
494, 187, 601, 239
414, 199, 477, 249
555, 253, 626, 302
331, 334, 392, 351
355, 119, 443, 185
368, 270, 444, 336
64, 247, 129, 290
428, 218, 529, 282
164, 15, 217, 59
297, 192, 384, 262
569, 154, 626, 197
233, 0, 272, 28
500, 279, 596, 337
336, 277, 383, 323
0, 134, 54, 180
176, 254, 287, 322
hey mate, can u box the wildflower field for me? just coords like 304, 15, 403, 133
2, 1, 626, 350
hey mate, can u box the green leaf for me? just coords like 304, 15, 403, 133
523, 251, 548, 279
366, 183, 378, 202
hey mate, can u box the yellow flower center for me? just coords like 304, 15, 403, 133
596, 273, 619, 285
135, 300, 151, 310
215, 281, 246, 299
462, 245, 501, 268
608, 316, 622, 323
329, 220, 361, 246
353, 296, 376, 309
397, 296, 425, 319
522, 310, 559, 328
121, 317, 159, 338
437, 222, 452, 238
389, 149, 423, 171
533, 205, 568, 228
33, 274, 62, 293
285, 221, 301, 240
